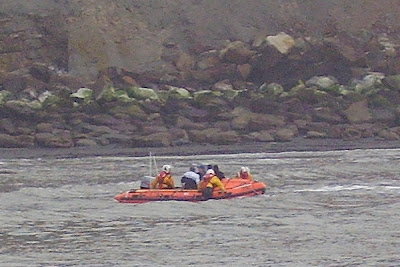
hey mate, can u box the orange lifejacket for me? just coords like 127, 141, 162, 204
198, 173, 213, 191
237, 172, 253, 180
156, 171, 168, 188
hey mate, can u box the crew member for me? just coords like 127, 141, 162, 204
198, 169, 226, 200
152, 165, 175, 189
236, 166, 253, 181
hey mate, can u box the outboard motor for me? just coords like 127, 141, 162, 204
140, 176, 155, 189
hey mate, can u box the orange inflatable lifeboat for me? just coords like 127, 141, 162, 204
114, 178, 267, 204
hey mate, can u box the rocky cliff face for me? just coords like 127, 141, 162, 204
1, 0, 400, 82
1, 0, 400, 148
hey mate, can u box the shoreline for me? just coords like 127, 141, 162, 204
0, 137, 399, 159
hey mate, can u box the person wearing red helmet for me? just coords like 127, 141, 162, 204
198, 169, 226, 199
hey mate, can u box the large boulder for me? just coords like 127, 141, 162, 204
0, 118, 16, 134
382, 75, 400, 91
188, 128, 239, 145
0, 134, 20, 148
34, 131, 74, 148
126, 87, 159, 101
70, 88, 94, 104
0, 91, 13, 105
219, 41, 254, 64
264, 32, 296, 55
343, 100, 372, 124
274, 128, 296, 142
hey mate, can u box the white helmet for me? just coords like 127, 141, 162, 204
240, 166, 249, 173
206, 169, 215, 175
162, 165, 172, 173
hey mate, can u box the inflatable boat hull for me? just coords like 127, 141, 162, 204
114, 178, 267, 204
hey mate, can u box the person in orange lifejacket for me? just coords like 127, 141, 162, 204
151, 165, 175, 189
198, 169, 226, 199
235, 166, 253, 181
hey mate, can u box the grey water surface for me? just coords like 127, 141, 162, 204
1, 148, 399, 266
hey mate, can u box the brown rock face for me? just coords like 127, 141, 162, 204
1, 0, 400, 83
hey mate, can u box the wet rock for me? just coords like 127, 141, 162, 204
2, 69, 29, 93
75, 138, 98, 147
289, 86, 329, 105
90, 114, 125, 126
377, 129, 400, 140
342, 127, 362, 141
263, 32, 296, 55
219, 41, 254, 64
0, 90, 13, 105
15, 134, 35, 147
132, 132, 172, 147
248, 113, 285, 132
258, 82, 284, 97
126, 87, 159, 101
304, 122, 332, 135
0, 134, 20, 147
370, 108, 397, 127
312, 107, 344, 124
306, 131, 328, 139
305, 76, 339, 90
237, 64, 252, 80
80, 124, 118, 136
274, 128, 295, 142
34, 131, 74, 148
249, 130, 275, 142
36, 122, 53, 133
175, 116, 207, 130
352, 73, 384, 94
168, 128, 190, 146
3, 100, 39, 118
164, 85, 192, 100
0, 118, 16, 134
355, 123, 377, 138
101, 133, 132, 144
343, 100, 372, 123
95, 84, 117, 103
188, 128, 239, 145
212, 80, 234, 91
109, 103, 148, 121
70, 88, 93, 104
48, 73, 85, 91
391, 126, 400, 135
382, 75, 400, 91
29, 63, 51, 83
175, 52, 195, 72
196, 50, 221, 70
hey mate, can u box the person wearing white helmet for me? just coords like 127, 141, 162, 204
198, 169, 226, 199
235, 166, 253, 181
151, 164, 175, 189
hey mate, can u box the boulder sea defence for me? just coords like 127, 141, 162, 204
1, 1, 400, 148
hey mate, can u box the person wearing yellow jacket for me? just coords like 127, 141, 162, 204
198, 169, 226, 199
151, 165, 175, 189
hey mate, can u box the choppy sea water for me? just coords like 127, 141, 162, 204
0, 148, 399, 266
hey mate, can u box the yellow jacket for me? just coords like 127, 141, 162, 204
198, 175, 226, 192
151, 172, 175, 189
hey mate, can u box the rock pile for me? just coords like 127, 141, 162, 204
1, 35, 400, 148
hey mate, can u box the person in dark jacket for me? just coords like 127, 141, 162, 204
213, 164, 225, 180
196, 164, 207, 180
